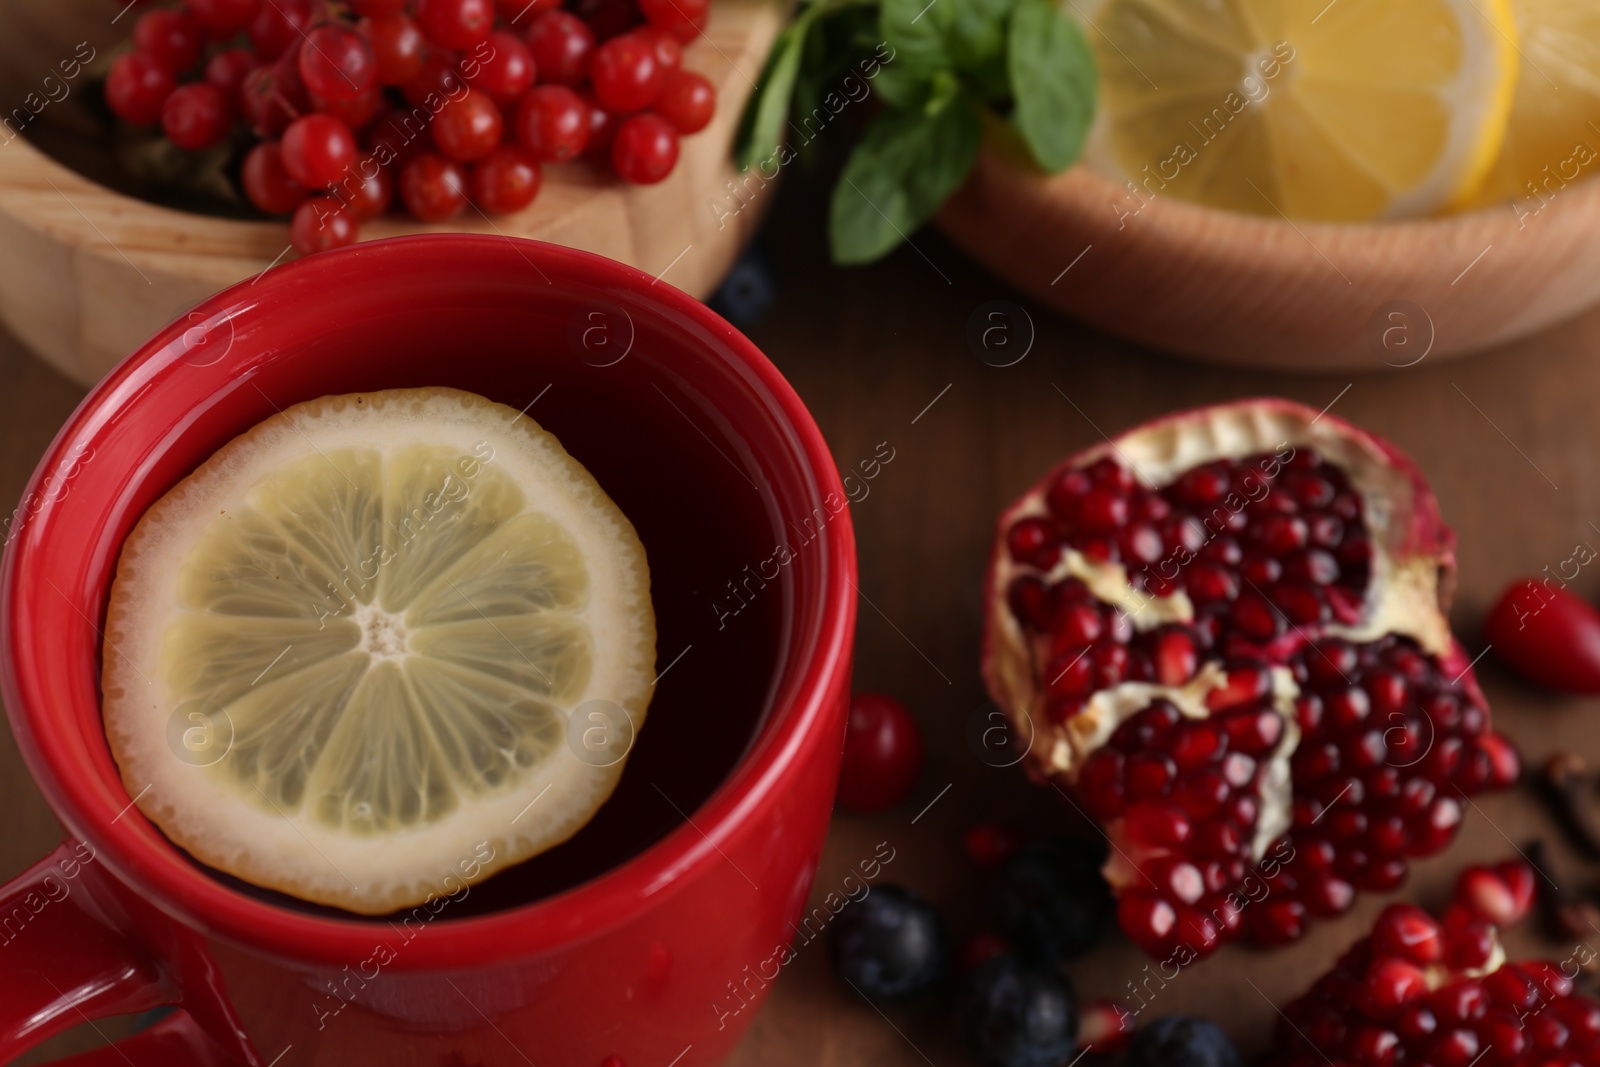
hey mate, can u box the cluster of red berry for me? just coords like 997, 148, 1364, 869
104, 0, 717, 255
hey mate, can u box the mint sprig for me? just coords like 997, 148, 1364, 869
735, 0, 1097, 264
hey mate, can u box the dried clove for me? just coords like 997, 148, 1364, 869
1540, 752, 1600, 860
1526, 838, 1600, 947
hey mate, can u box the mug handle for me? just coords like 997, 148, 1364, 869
0, 841, 230, 1066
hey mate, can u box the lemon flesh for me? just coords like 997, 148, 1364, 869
101, 388, 655, 915
1080, 0, 1520, 220
1456, 0, 1600, 211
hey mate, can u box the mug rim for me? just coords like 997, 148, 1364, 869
0, 234, 856, 968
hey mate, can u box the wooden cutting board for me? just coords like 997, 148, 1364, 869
8, 175, 1600, 1065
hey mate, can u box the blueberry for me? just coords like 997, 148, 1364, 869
826, 884, 949, 999
708, 245, 776, 329
1126, 1016, 1242, 1067
993, 837, 1113, 961
958, 953, 1078, 1067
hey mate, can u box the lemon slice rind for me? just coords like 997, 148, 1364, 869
1075, 0, 1520, 222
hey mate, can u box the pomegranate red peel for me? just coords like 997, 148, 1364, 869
980, 399, 1518, 958
1486, 578, 1600, 694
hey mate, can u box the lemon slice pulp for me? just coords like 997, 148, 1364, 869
101, 388, 655, 915
1456, 0, 1600, 211
1078, 0, 1520, 220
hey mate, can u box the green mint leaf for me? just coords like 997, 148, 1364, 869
869, 61, 935, 109
1007, 0, 1096, 172
940, 0, 1013, 71
734, 20, 810, 171
881, 0, 949, 72
828, 98, 982, 264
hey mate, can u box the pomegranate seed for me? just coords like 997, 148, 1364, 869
1165, 515, 1208, 555
1443, 917, 1496, 971
1361, 959, 1430, 1019
1173, 463, 1228, 505
1302, 874, 1355, 917
1147, 856, 1206, 905
1185, 562, 1238, 604
1007, 576, 1057, 631
1120, 522, 1163, 565
1086, 457, 1134, 491
1132, 494, 1171, 522
1173, 770, 1229, 818
1256, 514, 1309, 554
1093, 641, 1130, 688
1372, 904, 1443, 964
1078, 749, 1126, 820
1429, 1028, 1479, 1065
1345, 1025, 1401, 1066
1272, 582, 1327, 624
1206, 665, 1269, 710
1056, 603, 1103, 646
1231, 593, 1282, 640
1169, 721, 1223, 771
1154, 628, 1199, 686
1253, 899, 1308, 945
1413, 796, 1462, 854
1286, 471, 1335, 508
1045, 468, 1092, 518
1046, 649, 1094, 697
1222, 709, 1284, 754
1118, 892, 1178, 955
1326, 686, 1371, 728
1126, 752, 1178, 798
1236, 552, 1281, 587
1007, 517, 1058, 568
1192, 819, 1243, 860
1122, 802, 1191, 848
1078, 487, 1129, 533
1486, 578, 1600, 694
963, 824, 1023, 869
1478, 1012, 1529, 1061
1455, 865, 1528, 926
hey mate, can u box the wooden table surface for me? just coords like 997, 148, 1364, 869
9, 174, 1600, 1065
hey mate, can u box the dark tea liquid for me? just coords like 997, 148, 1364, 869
180, 351, 792, 921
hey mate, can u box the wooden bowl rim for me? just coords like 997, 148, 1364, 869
983, 152, 1600, 266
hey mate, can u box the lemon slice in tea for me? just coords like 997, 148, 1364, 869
101, 388, 655, 915
1078, 0, 1520, 220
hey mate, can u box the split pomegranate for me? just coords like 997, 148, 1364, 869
1262, 860, 1598, 1066
981, 400, 1519, 960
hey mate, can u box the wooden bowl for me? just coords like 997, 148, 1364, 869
936, 149, 1600, 372
0, 0, 780, 388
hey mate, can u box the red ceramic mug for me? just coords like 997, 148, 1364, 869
0, 236, 856, 1066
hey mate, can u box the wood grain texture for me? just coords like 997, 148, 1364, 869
937, 149, 1600, 372
9, 177, 1600, 1065
0, 0, 779, 388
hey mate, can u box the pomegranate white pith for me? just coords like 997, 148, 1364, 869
981, 399, 1517, 957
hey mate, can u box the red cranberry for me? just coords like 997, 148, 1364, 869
837, 692, 923, 813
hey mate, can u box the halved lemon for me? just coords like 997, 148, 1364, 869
1077, 0, 1521, 220
1456, 0, 1600, 211
101, 388, 655, 915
